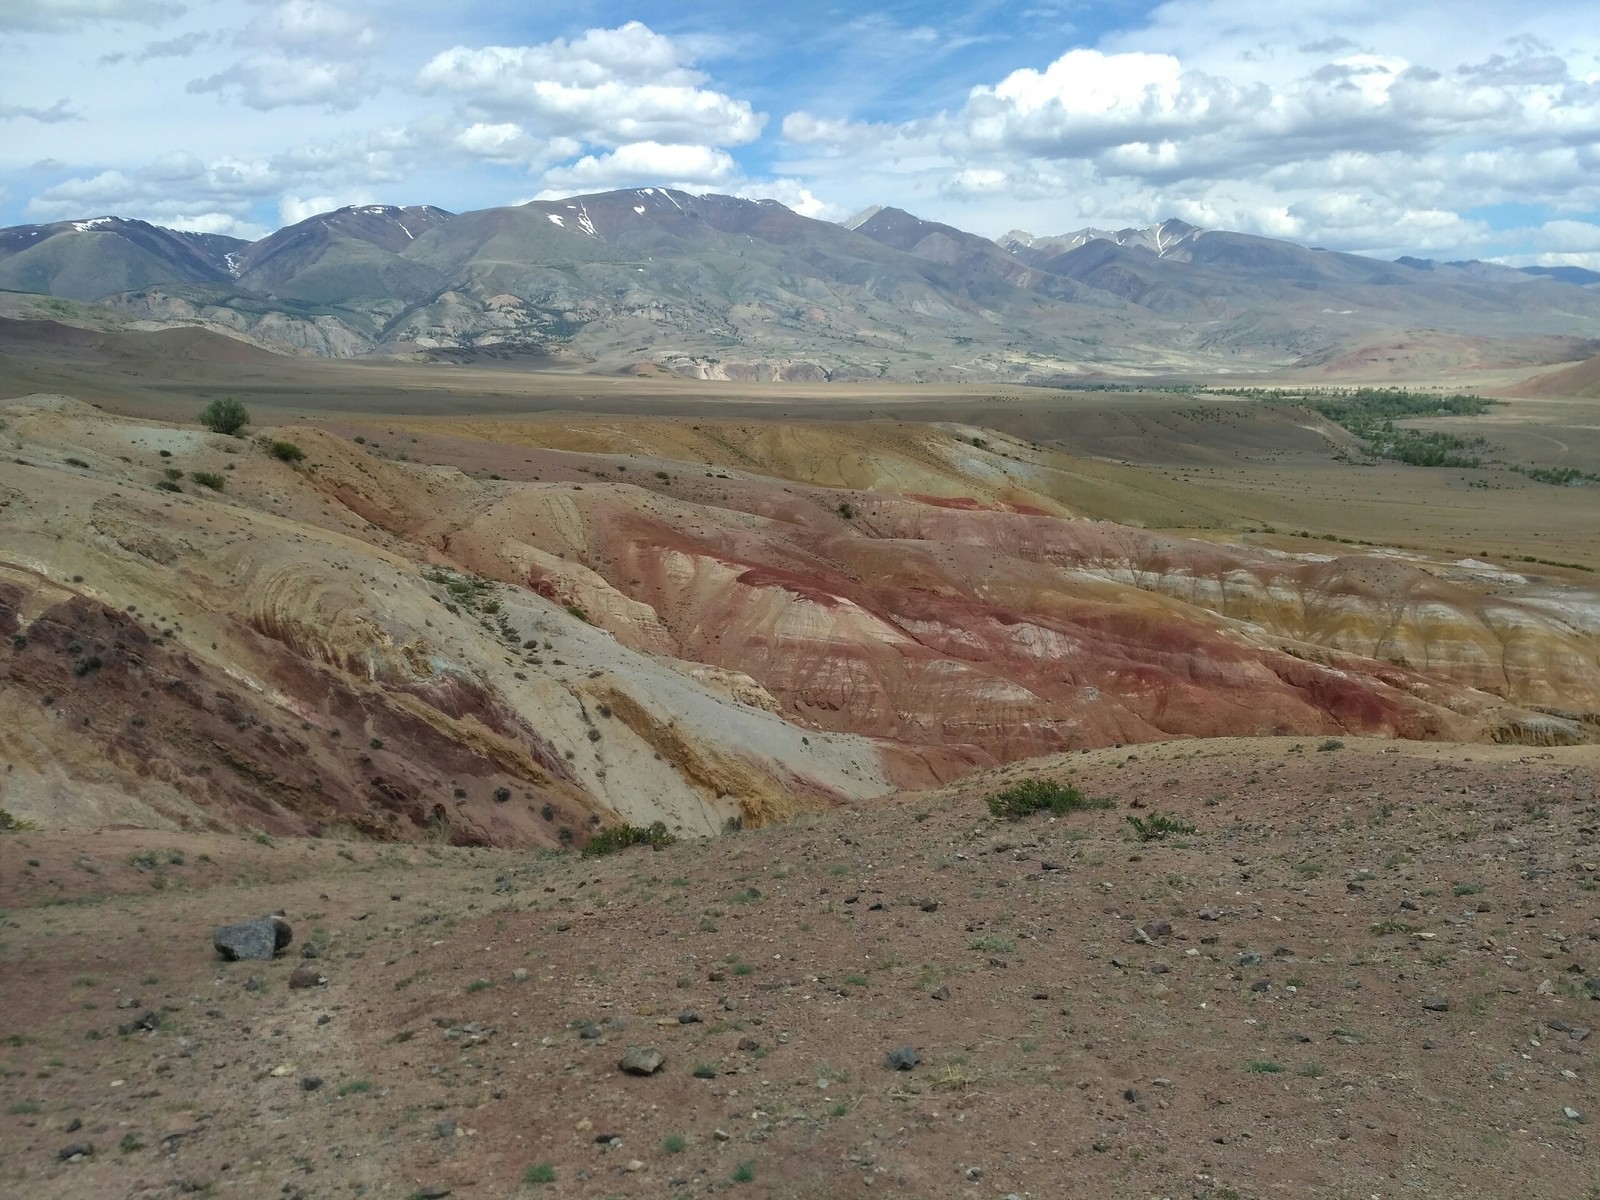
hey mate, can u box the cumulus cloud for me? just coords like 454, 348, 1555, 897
187, 56, 370, 111
419, 22, 764, 148
278, 191, 373, 225
541, 141, 738, 191
0, 0, 181, 32
246, 0, 374, 53
729, 178, 841, 221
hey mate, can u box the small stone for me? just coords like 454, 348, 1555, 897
243, 975, 263, 992
1239, 952, 1263, 967
678, 1010, 702, 1024
1123, 1088, 1139, 1103
1142, 919, 1173, 939
1250, 981, 1270, 993
920, 900, 939, 912
1197, 906, 1221, 921
435, 1119, 457, 1139
626, 1160, 644, 1172
579, 1024, 602, 1040
413, 1187, 451, 1200
299, 943, 319, 960
300, 1076, 323, 1091
1422, 996, 1450, 1012
619, 1046, 665, 1076
930, 985, 950, 1001
288, 965, 326, 990
965, 1165, 983, 1181
1564, 1107, 1583, 1122
57, 1143, 93, 1162
213, 914, 292, 961
884, 1046, 919, 1071
737, 1038, 761, 1052
64, 1118, 82, 1133
1400, 899, 1420, 911
512, 968, 530, 982
117, 1009, 161, 1036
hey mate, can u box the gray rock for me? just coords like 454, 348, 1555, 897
289, 965, 326, 989
57, 1143, 93, 1161
619, 1046, 664, 1076
1141, 919, 1173, 938
884, 1046, 919, 1071
300, 1076, 323, 1091
214, 915, 292, 961
117, 1009, 160, 1036
414, 1188, 451, 1200
1239, 952, 1263, 967
930, 985, 950, 1001
1422, 995, 1450, 1012
1563, 1107, 1583, 1122
434, 1119, 457, 1139
678, 1010, 702, 1024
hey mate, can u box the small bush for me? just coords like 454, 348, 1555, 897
986, 779, 1113, 821
190, 471, 225, 491
197, 398, 249, 435
156, 480, 182, 492
162, 467, 183, 480
837, 501, 855, 519
523, 1162, 556, 1185
582, 821, 677, 858
1127, 812, 1197, 842
0, 809, 39, 832
732, 1162, 755, 1184
64, 457, 89, 468
493, 786, 511, 803
664, 1133, 686, 1154
268, 440, 305, 463
1316, 737, 1345, 752
336, 1080, 371, 1096
1245, 1060, 1285, 1074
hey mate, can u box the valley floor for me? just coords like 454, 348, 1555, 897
3, 738, 1598, 1200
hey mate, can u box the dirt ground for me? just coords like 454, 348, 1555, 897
3, 736, 1598, 1200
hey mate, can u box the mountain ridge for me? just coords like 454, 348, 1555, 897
2, 190, 1598, 380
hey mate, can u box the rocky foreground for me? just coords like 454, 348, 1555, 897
1, 738, 1596, 1199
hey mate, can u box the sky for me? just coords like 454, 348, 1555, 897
2, 0, 1599, 266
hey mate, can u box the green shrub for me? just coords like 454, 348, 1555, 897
197, 398, 249, 435
986, 779, 1113, 821
1126, 812, 1197, 842
838, 501, 855, 519
268, 440, 305, 463
190, 471, 225, 491
582, 821, 677, 858
162, 467, 183, 480
523, 1163, 556, 1185
156, 480, 182, 492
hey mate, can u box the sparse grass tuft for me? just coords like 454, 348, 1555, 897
986, 779, 1113, 821
523, 1162, 556, 1185
1127, 812, 1196, 841
583, 821, 677, 857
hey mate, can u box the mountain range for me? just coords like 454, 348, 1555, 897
2, 191, 1598, 380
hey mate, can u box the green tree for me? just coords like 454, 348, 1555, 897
197, 398, 249, 435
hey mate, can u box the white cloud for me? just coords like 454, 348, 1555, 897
247, 0, 374, 53
278, 191, 371, 225
419, 22, 764, 149
541, 142, 737, 191
0, 0, 181, 32
0, 98, 79, 122
187, 56, 370, 111
729, 178, 841, 221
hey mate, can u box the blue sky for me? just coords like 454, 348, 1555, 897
1, 0, 1598, 266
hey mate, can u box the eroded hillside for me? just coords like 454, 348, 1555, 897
2, 393, 1595, 843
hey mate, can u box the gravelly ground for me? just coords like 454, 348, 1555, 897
2, 736, 1598, 1200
